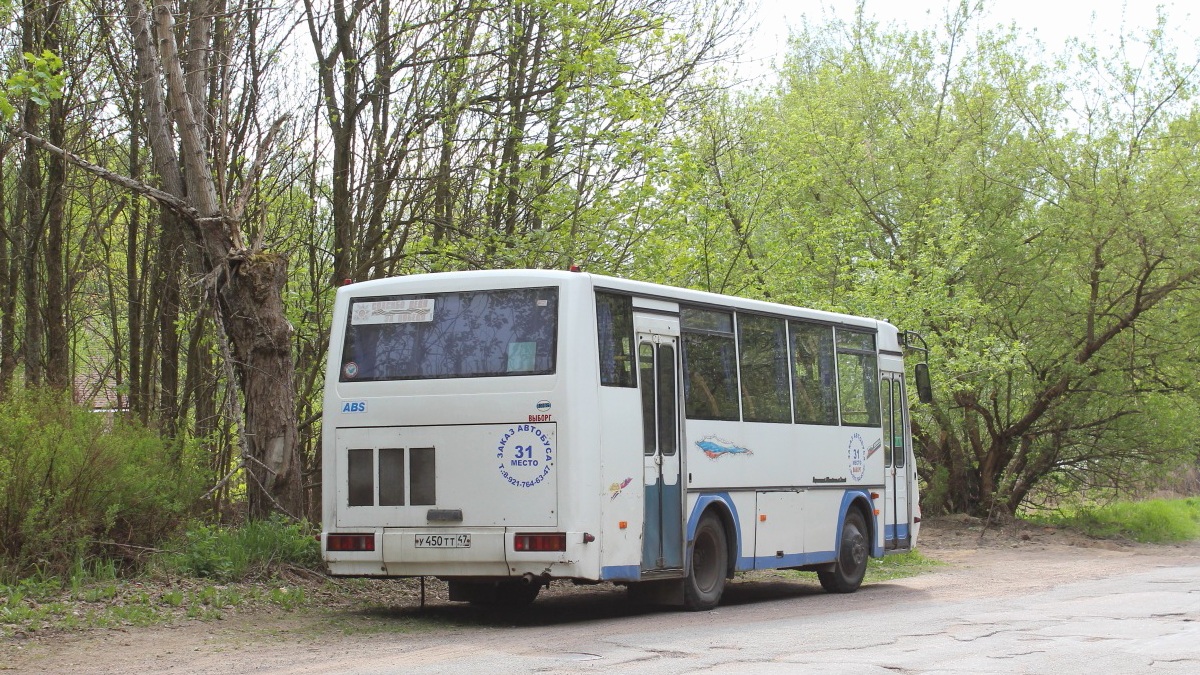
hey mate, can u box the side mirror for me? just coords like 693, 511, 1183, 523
914, 363, 933, 404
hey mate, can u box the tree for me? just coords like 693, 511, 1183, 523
10, 0, 305, 518
656, 5, 1200, 515
4, 0, 735, 522
128, 0, 303, 518
304, 0, 736, 280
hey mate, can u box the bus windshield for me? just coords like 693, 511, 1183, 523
338, 287, 558, 382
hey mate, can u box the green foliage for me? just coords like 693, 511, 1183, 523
2, 560, 139, 634
268, 584, 306, 609
1, 49, 64, 121
920, 466, 953, 518
160, 589, 184, 607
865, 551, 944, 583
1, 515, 319, 636
781, 550, 942, 586
0, 389, 200, 579
1, 574, 312, 636
157, 516, 320, 582
1033, 498, 1200, 544
654, 5, 1200, 516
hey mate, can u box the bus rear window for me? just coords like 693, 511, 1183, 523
339, 288, 558, 381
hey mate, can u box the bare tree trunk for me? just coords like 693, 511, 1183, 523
148, 1, 301, 518
157, 222, 181, 435
125, 119, 144, 416
490, 3, 539, 235
14, 0, 304, 518
218, 254, 301, 518
193, 318, 219, 469
309, 0, 362, 287
0, 140, 15, 393
179, 304, 217, 468
18, 24, 44, 388
43, 0, 70, 392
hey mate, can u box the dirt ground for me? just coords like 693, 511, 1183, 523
3, 515, 1199, 673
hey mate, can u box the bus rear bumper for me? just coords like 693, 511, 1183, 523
380, 528, 509, 577
323, 528, 599, 580
326, 560, 388, 576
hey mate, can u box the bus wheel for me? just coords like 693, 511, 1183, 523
492, 580, 541, 606
684, 513, 728, 611
818, 510, 868, 593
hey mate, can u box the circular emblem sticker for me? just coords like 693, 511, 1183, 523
496, 424, 554, 488
342, 361, 359, 379
848, 433, 866, 482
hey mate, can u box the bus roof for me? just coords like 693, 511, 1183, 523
339, 269, 898, 346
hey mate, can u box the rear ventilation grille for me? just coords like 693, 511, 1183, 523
346, 446, 436, 507
410, 447, 436, 505
379, 448, 405, 506
347, 448, 373, 506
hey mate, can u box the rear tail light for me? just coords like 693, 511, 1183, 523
326, 533, 375, 552
513, 533, 566, 552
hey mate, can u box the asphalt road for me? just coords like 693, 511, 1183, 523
7, 538, 1200, 674
321, 562, 1200, 675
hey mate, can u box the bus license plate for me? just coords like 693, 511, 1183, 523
414, 534, 471, 548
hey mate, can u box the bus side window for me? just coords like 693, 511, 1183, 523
640, 343, 656, 454
892, 379, 905, 467
835, 329, 880, 427
681, 308, 739, 421
790, 321, 837, 425
881, 379, 893, 467
688, 369, 721, 418
657, 344, 678, 455
596, 292, 636, 387
738, 314, 791, 424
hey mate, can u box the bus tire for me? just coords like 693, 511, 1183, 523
683, 513, 728, 611
818, 510, 868, 593
493, 580, 541, 606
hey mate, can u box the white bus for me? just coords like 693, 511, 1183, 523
321, 269, 930, 610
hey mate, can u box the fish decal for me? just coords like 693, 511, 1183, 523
696, 435, 753, 459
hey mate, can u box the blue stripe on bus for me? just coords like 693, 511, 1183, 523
600, 564, 641, 581
687, 490, 885, 571
885, 523, 910, 540
751, 550, 837, 569
685, 493, 752, 571
838, 490, 884, 559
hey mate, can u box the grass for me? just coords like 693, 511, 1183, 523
1, 517, 324, 638
8, 498, 1195, 638
158, 516, 321, 582
1027, 497, 1200, 543
865, 550, 943, 582
773, 549, 943, 588
1, 573, 321, 637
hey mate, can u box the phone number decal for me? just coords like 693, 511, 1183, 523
496, 424, 553, 488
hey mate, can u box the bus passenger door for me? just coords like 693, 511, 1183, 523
638, 325, 683, 573
882, 374, 912, 550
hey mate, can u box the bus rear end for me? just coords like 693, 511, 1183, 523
320, 271, 599, 603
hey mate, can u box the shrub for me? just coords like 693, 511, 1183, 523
1041, 498, 1200, 543
0, 388, 199, 578
158, 516, 320, 582
919, 465, 952, 516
